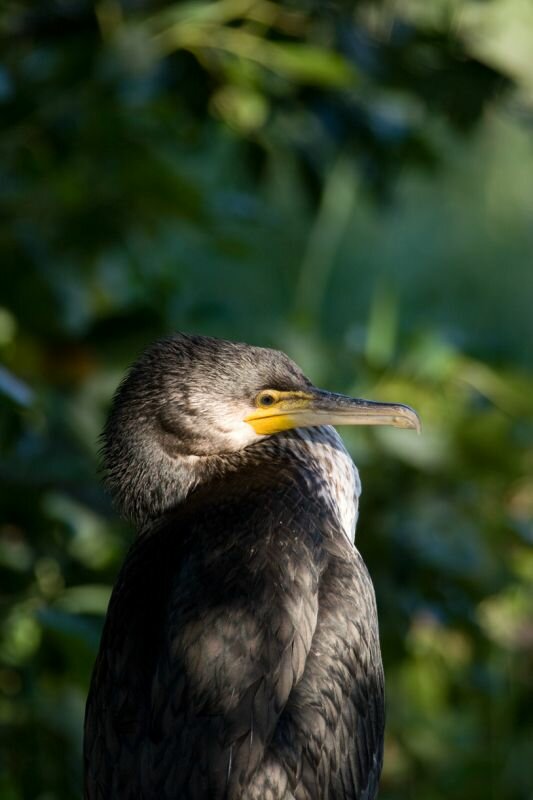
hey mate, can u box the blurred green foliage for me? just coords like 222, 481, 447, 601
1, 1, 532, 798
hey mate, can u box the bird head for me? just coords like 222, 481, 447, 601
103, 334, 419, 524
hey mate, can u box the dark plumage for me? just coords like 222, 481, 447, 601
84, 333, 419, 800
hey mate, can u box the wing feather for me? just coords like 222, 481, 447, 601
84, 468, 384, 799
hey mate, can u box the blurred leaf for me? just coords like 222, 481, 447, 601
54, 585, 111, 616
0, 366, 34, 407
268, 42, 356, 87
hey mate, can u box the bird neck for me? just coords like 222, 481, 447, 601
268, 426, 361, 543
107, 423, 360, 541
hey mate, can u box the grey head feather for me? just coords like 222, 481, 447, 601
102, 333, 313, 526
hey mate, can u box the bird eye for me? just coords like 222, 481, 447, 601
258, 392, 276, 407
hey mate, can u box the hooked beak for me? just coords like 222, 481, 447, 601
244, 388, 421, 436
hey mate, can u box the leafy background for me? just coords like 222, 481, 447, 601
1, 1, 532, 798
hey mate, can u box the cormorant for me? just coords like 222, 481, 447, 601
84, 333, 419, 800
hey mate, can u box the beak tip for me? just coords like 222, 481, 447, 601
392, 405, 421, 434
405, 409, 422, 435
